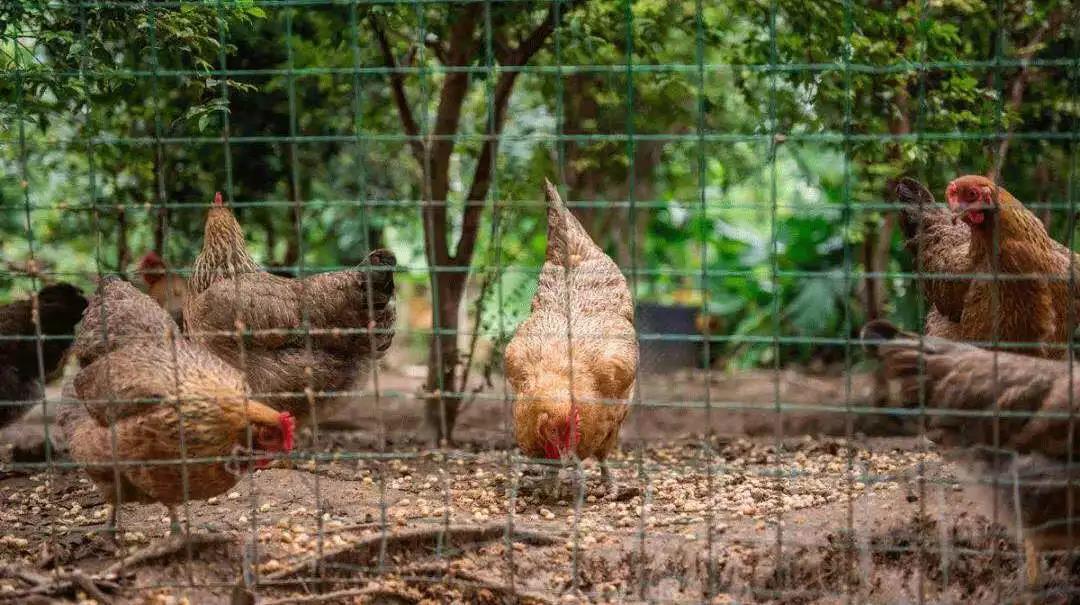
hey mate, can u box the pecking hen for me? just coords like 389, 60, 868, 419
890, 175, 1080, 358
61, 277, 294, 534
863, 319, 1080, 589
137, 250, 189, 326
505, 180, 638, 500
184, 192, 396, 426
0, 283, 87, 429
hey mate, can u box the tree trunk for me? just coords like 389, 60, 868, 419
424, 273, 465, 443
152, 145, 167, 254
372, 3, 579, 445
262, 213, 277, 263
115, 203, 129, 273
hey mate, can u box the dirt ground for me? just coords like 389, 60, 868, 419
0, 367, 1076, 604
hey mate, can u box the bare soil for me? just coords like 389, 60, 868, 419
0, 368, 1075, 604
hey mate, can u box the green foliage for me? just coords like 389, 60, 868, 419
2, 0, 1078, 371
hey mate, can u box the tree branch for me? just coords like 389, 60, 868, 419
429, 4, 484, 193
504, 0, 579, 67
492, 32, 513, 66
424, 38, 449, 65
418, 4, 484, 268
991, 7, 1067, 178
369, 14, 424, 162
453, 1, 580, 264
454, 69, 519, 264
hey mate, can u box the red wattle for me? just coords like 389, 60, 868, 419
279, 412, 296, 451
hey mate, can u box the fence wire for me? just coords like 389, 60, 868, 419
1, 0, 1080, 603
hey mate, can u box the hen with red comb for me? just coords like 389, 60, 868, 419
890, 174, 1080, 358
60, 277, 294, 538
505, 180, 638, 501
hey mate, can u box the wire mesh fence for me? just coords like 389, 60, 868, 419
1, 0, 1079, 603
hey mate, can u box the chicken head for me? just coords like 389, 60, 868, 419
537, 407, 580, 461
946, 175, 999, 227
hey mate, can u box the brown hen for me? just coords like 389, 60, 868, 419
891, 176, 1080, 358
137, 250, 189, 326
505, 180, 638, 499
61, 277, 294, 534
864, 319, 1080, 589
184, 192, 396, 426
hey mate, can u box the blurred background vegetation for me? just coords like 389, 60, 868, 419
2, 1, 1078, 426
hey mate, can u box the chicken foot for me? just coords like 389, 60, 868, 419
520, 462, 639, 503
597, 462, 641, 503
541, 466, 566, 502
516, 465, 568, 502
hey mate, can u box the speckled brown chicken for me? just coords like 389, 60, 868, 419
183, 193, 396, 426
864, 319, 1080, 589
0, 283, 87, 429
60, 277, 294, 532
505, 180, 638, 498
891, 176, 1080, 358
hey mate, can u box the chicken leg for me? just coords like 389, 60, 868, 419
167, 505, 183, 536
598, 460, 640, 503
600, 461, 616, 501
1024, 538, 1041, 592
106, 504, 118, 534
543, 465, 566, 502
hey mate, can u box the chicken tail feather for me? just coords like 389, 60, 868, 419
889, 176, 947, 241
544, 178, 598, 267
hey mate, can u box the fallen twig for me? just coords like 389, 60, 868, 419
69, 570, 112, 604
260, 585, 419, 605
400, 562, 558, 605
0, 565, 120, 604
265, 522, 560, 582
100, 532, 232, 577
322, 522, 383, 536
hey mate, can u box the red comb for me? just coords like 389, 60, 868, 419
278, 412, 296, 451
213, 191, 224, 206
138, 251, 165, 284
139, 250, 164, 268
